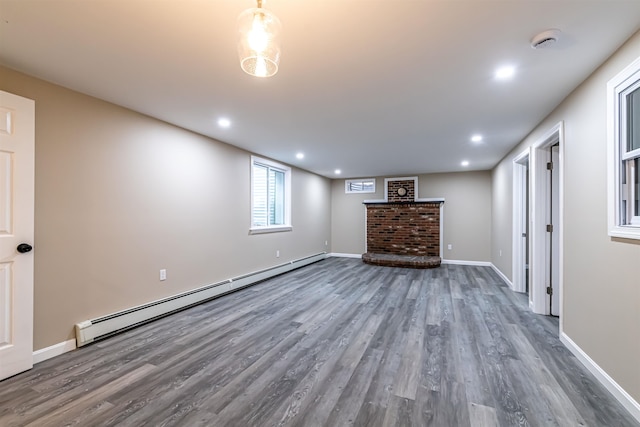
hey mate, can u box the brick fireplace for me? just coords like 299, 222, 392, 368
362, 177, 443, 268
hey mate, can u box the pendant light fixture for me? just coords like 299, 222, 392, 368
238, 0, 282, 78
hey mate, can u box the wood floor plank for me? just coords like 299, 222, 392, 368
352, 306, 412, 426
505, 323, 586, 426
450, 276, 464, 299
425, 277, 443, 325
211, 281, 382, 423
0, 259, 637, 427
469, 402, 500, 427
291, 313, 385, 427
258, 298, 386, 426
430, 381, 471, 427
358, 276, 386, 304
459, 285, 529, 425
24, 363, 156, 427
405, 279, 421, 300
381, 395, 414, 427
392, 324, 424, 399
322, 348, 384, 427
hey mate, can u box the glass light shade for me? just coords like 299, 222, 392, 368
238, 7, 282, 77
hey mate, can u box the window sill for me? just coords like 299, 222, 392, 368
609, 225, 640, 240
249, 226, 293, 235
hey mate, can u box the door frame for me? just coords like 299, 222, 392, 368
512, 149, 530, 294
529, 121, 564, 317
549, 144, 561, 316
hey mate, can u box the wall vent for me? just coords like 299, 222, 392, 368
531, 29, 561, 49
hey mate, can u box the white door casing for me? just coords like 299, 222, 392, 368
549, 144, 560, 316
512, 149, 530, 294
0, 91, 35, 380
530, 144, 547, 313
530, 121, 564, 318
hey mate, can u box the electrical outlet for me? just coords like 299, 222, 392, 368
276, 250, 280, 258
325, 240, 328, 246
499, 250, 502, 257
447, 244, 452, 250
159, 269, 167, 281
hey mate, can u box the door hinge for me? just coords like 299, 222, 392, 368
546, 286, 553, 295
546, 224, 554, 233
547, 162, 553, 170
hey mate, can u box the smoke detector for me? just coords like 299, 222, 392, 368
531, 29, 561, 49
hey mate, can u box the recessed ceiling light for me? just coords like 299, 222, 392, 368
296, 152, 304, 159
217, 117, 231, 128
471, 134, 483, 143
461, 160, 470, 167
495, 66, 515, 80
334, 169, 342, 175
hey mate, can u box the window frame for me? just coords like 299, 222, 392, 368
345, 178, 376, 194
250, 155, 292, 234
607, 55, 640, 239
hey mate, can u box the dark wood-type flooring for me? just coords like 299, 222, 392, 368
1, 258, 637, 426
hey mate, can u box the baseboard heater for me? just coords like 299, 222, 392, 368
75, 252, 327, 347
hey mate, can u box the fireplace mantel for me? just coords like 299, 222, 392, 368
363, 198, 445, 205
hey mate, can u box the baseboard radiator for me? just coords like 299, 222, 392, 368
75, 252, 327, 347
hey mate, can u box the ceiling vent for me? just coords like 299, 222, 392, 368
531, 29, 561, 49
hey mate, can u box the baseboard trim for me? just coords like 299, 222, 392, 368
329, 253, 362, 259
490, 263, 514, 289
560, 332, 640, 423
441, 259, 491, 266
75, 253, 327, 347
33, 339, 77, 364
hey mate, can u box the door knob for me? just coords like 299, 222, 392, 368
17, 243, 33, 253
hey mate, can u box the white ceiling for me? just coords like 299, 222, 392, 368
1, 0, 640, 178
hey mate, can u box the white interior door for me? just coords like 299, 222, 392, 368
0, 91, 35, 380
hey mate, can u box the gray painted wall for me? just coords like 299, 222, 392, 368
491, 30, 640, 402
331, 171, 492, 262
1, 66, 332, 350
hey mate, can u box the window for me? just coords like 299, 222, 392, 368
251, 156, 291, 233
345, 178, 376, 194
623, 85, 640, 226
608, 56, 640, 239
